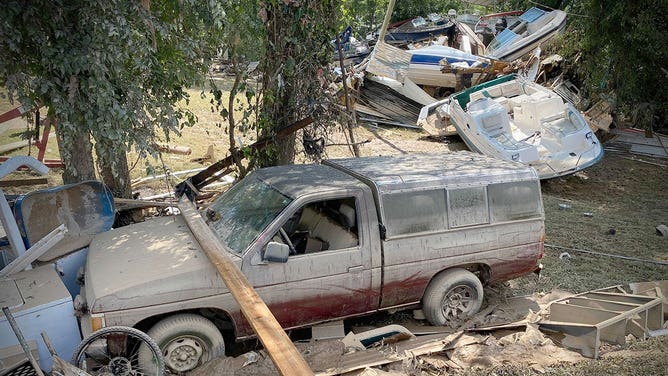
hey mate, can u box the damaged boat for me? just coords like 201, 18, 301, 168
405, 45, 490, 86
446, 74, 603, 179
385, 14, 455, 44
485, 7, 567, 62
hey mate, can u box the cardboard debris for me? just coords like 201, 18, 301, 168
312, 320, 345, 340
448, 324, 584, 372
316, 332, 481, 376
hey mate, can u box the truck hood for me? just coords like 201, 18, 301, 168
85, 215, 240, 313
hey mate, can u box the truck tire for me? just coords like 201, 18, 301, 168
138, 314, 225, 374
422, 268, 484, 326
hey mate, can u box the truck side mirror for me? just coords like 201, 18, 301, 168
263, 242, 289, 263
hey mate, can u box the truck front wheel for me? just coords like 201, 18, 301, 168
422, 268, 484, 326
138, 314, 225, 373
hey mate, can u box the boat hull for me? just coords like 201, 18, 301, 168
485, 8, 567, 61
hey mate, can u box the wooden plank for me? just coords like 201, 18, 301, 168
113, 198, 178, 210
178, 196, 313, 376
0, 140, 31, 155
0, 178, 48, 187
0, 224, 67, 278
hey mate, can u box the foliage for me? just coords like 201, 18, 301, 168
0, 0, 223, 190
493, 0, 667, 131
580, 0, 668, 131
392, 0, 463, 22
255, 0, 341, 167
209, 0, 263, 178
338, 0, 387, 38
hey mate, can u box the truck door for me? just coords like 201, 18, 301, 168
244, 194, 374, 329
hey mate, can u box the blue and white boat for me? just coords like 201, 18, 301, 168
485, 7, 567, 61
405, 45, 492, 88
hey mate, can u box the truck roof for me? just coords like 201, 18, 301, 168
254, 163, 368, 198
323, 151, 538, 194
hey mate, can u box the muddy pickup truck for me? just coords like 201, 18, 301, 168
76, 151, 544, 373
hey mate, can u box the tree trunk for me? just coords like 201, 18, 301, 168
55, 120, 96, 184
258, 2, 297, 167
94, 136, 132, 199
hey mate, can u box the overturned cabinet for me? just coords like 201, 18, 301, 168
539, 286, 665, 358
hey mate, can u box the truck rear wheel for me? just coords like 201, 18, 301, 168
138, 314, 225, 374
422, 268, 483, 326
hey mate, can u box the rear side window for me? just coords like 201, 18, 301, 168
383, 190, 446, 236
488, 181, 542, 221
447, 186, 489, 227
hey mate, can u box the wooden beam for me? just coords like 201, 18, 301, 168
0, 140, 31, 155
113, 198, 178, 210
177, 196, 313, 376
0, 224, 67, 278
0, 178, 48, 187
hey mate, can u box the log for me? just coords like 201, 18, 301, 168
155, 143, 192, 155
178, 196, 313, 376
0, 140, 32, 155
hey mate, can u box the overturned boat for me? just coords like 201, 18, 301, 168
446, 74, 603, 179
485, 7, 567, 61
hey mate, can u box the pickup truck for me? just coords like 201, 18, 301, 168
77, 151, 544, 373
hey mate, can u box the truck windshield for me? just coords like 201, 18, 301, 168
207, 175, 292, 253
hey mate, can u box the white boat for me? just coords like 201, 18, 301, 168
405, 45, 492, 88
446, 74, 603, 179
485, 7, 567, 61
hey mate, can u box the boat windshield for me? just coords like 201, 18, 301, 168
207, 175, 292, 254
487, 28, 520, 51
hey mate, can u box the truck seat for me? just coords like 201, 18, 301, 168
297, 207, 358, 252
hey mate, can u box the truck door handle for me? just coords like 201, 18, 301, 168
348, 266, 364, 273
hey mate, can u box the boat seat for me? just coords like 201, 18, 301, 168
469, 98, 539, 162
514, 94, 567, 132
541, 109, 587, 150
